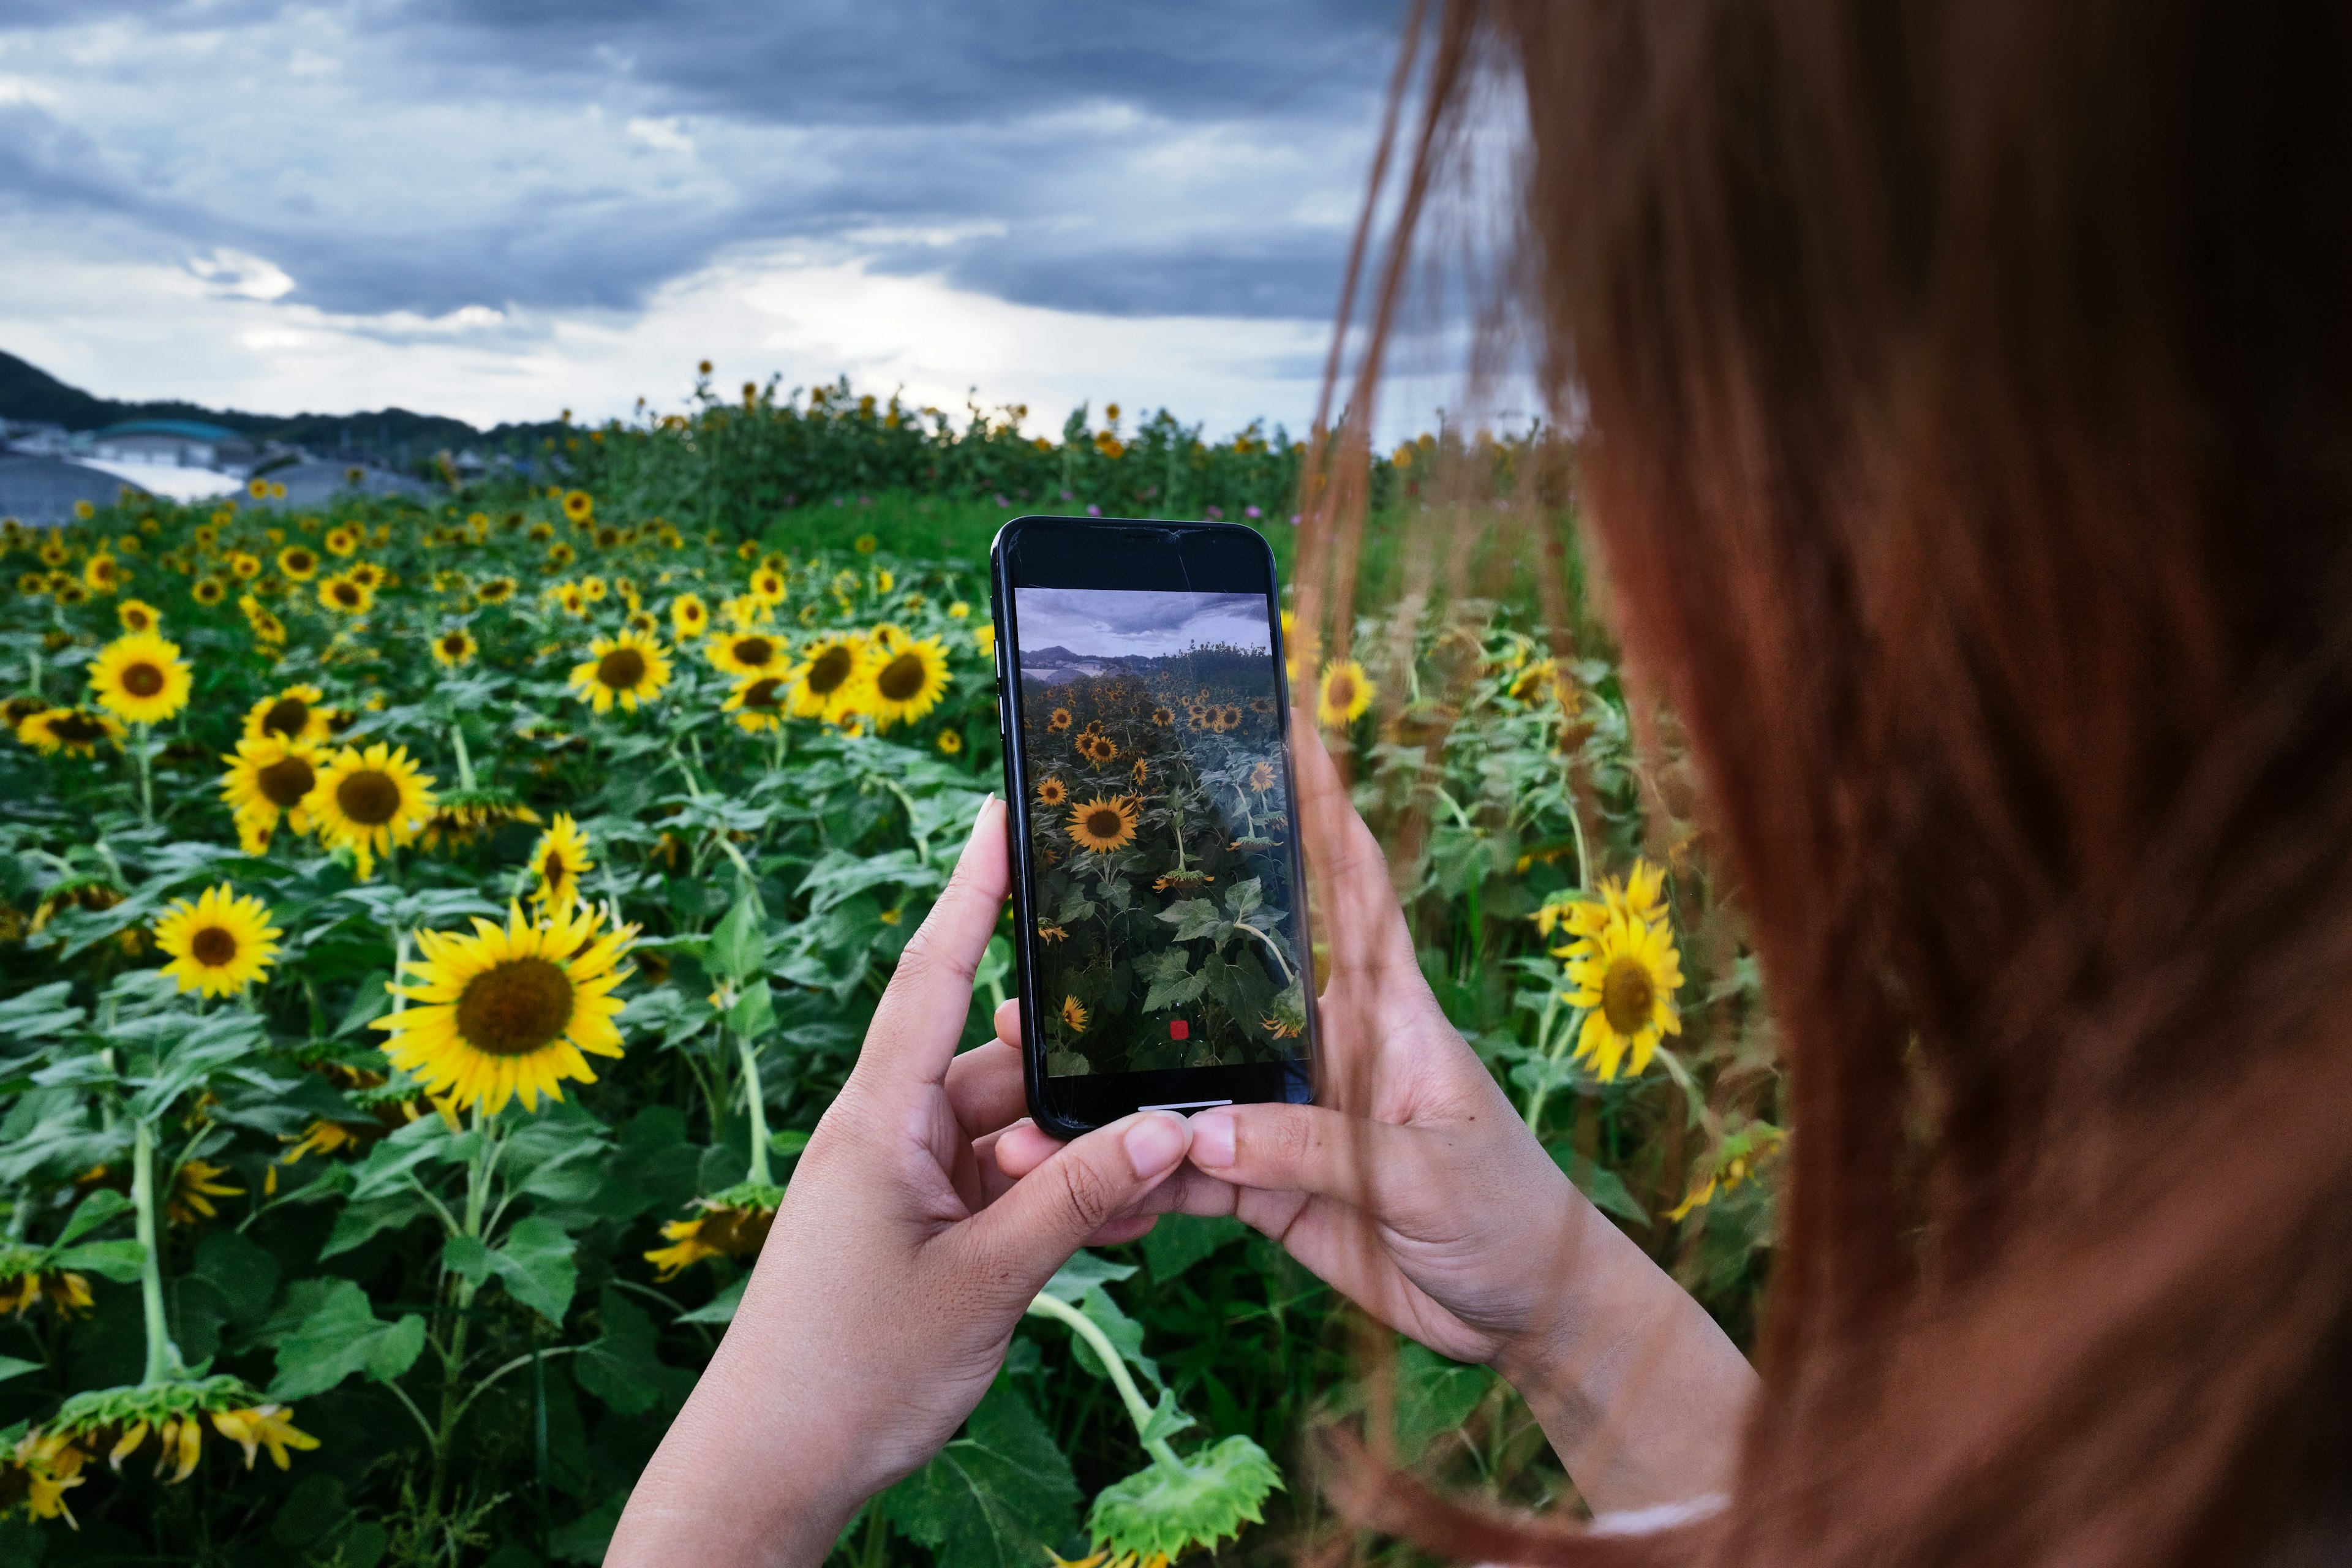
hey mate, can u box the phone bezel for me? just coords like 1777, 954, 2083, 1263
990, 514, 1320, 1136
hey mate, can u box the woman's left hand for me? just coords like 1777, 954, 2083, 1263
608, 797, 1194, 1568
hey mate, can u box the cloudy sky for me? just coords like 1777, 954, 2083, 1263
0, 1, 1413, 437
1015, 587, 1270, 660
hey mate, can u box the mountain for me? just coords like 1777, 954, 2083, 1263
0, 348, 565, 466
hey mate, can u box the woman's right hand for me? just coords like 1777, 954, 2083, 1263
995, 715, 1755, 1512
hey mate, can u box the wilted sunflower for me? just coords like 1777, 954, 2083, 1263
115, 598, 160, 635
88, 630, 192, 726
707, 625, 789, 679
724, 673, 788, 734
643, 1181, 784, 1280
307, 742, 436, 880
1061, 995, 1090, 1033
16, 707, 124, 758
1036, 923, 1068, 943
1318, 659, 1375, 726
420, 788, 542, 852
317, 573, 372, 614
243, 684, 336, 746
568, 627, 672, 713
154, 886, 281, 997
1035, 775, 1068, 809
165, 1159, 246, 1224
529, 813, 594, 910
1559, 908, 1684, 1082
0, 1250, 94, 1319
670, 592, 709, 639
375, 899, 635, 1116
475, 575, 517, 605
862, 637, 950, 728
219, 736, 320, 841
1066, 794, 1139, 854
429, 628, 478, 668
785, 634, 866, 720
1047, 707, 1073, 731
275, 545, 319, 581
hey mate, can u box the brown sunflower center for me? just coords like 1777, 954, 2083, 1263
440, 634, 467, 657
732, 636, 775, 668
121, 662, 165, 698
336, 770, 402, 826
1327, 674, 1355, 707
744, 676, 784, 710
51, 713, 106, 744
190, 925, 238, 968
257, 754, 316, 809
597, 647, 647, 689
543, 850, 569, 886
876, 652, 925, 702
125, 610, 151, 630
454, 957, 575, 1055
1600, 957, 1656, 1036
805, 644, 853, 695
333, 582, 361, 606
1084, 808, 1123, 840
262, 698, 309, 737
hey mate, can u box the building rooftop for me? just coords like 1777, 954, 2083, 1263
93, 418, 247, 445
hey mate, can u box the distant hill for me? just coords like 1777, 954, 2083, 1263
0, 348, 564, 468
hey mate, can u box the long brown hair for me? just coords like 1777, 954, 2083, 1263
1310, 2, 2352, 1563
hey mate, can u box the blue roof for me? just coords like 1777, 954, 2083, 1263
95, 418, 245, 443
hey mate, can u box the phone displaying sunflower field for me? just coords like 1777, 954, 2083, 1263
1012, 587, 1305, 1076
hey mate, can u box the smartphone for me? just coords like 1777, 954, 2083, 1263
990, 516, 1319, 1136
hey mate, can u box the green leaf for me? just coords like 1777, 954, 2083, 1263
191, 1229, 281, 1326
706, 892, 769, 983
266, 1278, 428, 1401
1393, 1341, 1491, 1460
322, 1190, 434, 1259
1157, 899, 1227, 943
676, 1275, 745, 1326
574, 1286, 693, 1416
442, 1234, 496, 1289
884, 1384, 1080, 1568
1085, 1436, 1281, 1561
1036, 1251, 1137, 1304
1139, 1215, 1247, 1283
724, 981, 777, 1039
798, 848, 940, 918
52, 1240, 145, 1283
334, 971, 394, 1039
488, 1215, 579, 1323
1070, 1285, 1159, 1392
56, 1188, 131, 1246
767, 1128, 811, 1161
0, 1357, 40, 1384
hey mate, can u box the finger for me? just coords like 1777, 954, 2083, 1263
1185, 1102, 1420, 1213
945, 1110, 1192, 1312
992, 1118, 1062, 1178
856, 797, 1007, 1088
1289, 712, 1412, 967
993, 996, 1020, 1049
945, 1039, 1027, 1137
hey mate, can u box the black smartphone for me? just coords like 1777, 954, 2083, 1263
990, 515, 1319, 1136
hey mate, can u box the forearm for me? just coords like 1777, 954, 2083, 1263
1491, 1196, 1758, 1517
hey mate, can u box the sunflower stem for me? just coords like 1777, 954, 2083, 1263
736, 1031, 772, 1188
133, 723, 154, 826
450, 723, 477, 793
1025, 1291, 1182, 1471
130, 1117, 178, 1388
1521, 1005, 1589, 1134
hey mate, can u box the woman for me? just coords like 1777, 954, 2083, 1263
615, 2, 2352, 1564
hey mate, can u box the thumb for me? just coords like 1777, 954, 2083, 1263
948, 1111, 1192, 1311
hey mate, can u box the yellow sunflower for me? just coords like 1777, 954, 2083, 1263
116, 598, 161, 635
1061, 995, 1090, 1033
317, 573, 373, 614
1035, 775, 1068, 809
670, 593, 709, 640
706, 626, 790, 680
82, 553, 122, 594
166, 1159, 244, 1224
722, 592, 769, 630
861, 637, 951, 728
243, 685, 336, 747
973, 624, 995, 660
192, 577, 227, 606
581, 575, 608, 603
218, 735, 321, 839
562, 489, 594, 524
724, 673, 788, 734
749, 567, 788, 606
778, 633, 862, 721
1559, 909, 1684, 1082
475, 575, 517, 605
1066, 794, 1139, 854
15, 707, 124, 758
554, 583, 587, 616
429, 628, 478, 668
937, 729, 963, 755
1318, 658, 1375, 726
88, 630, 192, 726
276, 545, 320, 581
307, 742, 437, 880
568, 628, 672, 714
1047, 707, 1072, 732
529, 814, 594, 910
153, 884, 281, 997
375, 899, 635, 1116
322, 525, 356, 557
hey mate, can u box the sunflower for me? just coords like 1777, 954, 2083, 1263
37, 539, 68, 567
581, 575, 608, 603
973, 624, 995, 660
568, 628, 671, 714
317, 573, 372, 614
1035, 776, 1068, 809
16, 707, 124, 758
82, 553, 122, 594
276, 545, 319, 581
669, 593, 709, 639
723, 592, 770, 630
784, 634, 865, 720
430, 628, 478, 668
707, 626, 790, 680
116, 598, 161, 635
937, 729, 963, 755
1066, 794, 1139, 854
307, 742, 437, 880
219, 735, 320, 839
1036, 923, 1068, 943
0, 1253, 94, 1319
1130, 756, 1148, 786
719, 673, 784, 734
1248, 761, 1277, 793
554, 583, 587, 616
1150, 706, 1174, 726
749, 567, 788, 605
15, 571, 47, 597
862, 637, 950, 728
88, 631, 192, 726
153, 885, 281, 997
1061, 995, 1090, 1033
420, 788, 543, 852
347, 560, 385, 590
192, 577, 227, 606
376, 899, 635, 1116
243, 685, 336, 747
165, 1158, 246, 1223
1318, 659, 1375, 726
643, 1182, 783, 1280
562, 489, 594, 524
529, 814, 594, 910
475, 575, 517, 605
1219, 704, 1243, 730
1559, 909, 1684, 1082
1048, 707, 1073, 731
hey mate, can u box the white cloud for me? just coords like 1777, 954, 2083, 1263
188, 249, 295, 302
625, 115, 693, 154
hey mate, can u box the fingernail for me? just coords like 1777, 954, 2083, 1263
1189, 1110, 1236, 1169
1123, 1112, 1188, 1178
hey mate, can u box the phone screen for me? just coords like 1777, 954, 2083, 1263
994, 518, 1315, 1129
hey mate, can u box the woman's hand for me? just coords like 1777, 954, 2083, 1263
608, 798, 1193, 1568
995, 720, 1756, 1513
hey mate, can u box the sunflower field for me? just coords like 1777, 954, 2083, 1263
0, 426, 1784, 1568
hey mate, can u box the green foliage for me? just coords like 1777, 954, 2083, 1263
884, 1385, 1081, 1568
